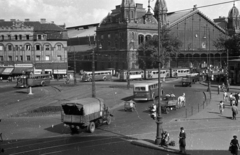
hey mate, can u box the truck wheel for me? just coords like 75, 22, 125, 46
103, 77, 107, 81
41, 81, 45, 86
88, 122, 95, 133
70, 126, 78, 133
106, 116, 111, 125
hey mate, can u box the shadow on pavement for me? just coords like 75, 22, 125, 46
44, 123, 70, 134
15, 90, 29, 94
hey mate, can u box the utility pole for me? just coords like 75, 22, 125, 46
226, 49, 229, 92
127, 51, 130, 89
155, 0, 163, 145
92, 47, 96, 97
74, 50, 77, 85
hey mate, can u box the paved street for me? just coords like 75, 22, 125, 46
0, 79, 207, 155
0, 79, 239, 155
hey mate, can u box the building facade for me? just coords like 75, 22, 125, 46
96, 0, 226, 71
0, 19, 68, 79
66, 0, 227, 74
214, 3, 240, 84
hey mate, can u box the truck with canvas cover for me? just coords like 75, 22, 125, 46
61, 97, 112, 133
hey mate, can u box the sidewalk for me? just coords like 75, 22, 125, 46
131, 87, 240, 154
201, 81, 240, 91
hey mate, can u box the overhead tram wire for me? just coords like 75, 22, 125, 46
148, 0, 240, 15
168, 0, 240, 13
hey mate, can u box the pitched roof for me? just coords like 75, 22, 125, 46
0, 21, 64, 31
0, 21, 67, 40
67, 26, 96, 38
167, 9, 226, 34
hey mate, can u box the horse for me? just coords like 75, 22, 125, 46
177, 93, 186, 108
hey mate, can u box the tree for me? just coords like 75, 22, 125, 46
214, 34, 240, 58
137, 26, 182, 69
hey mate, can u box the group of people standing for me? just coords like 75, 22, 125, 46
220, 91, 240, 120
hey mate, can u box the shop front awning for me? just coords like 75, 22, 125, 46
2, 68, 14, 75
54, 69, 67, 74
12, 68, 32, 74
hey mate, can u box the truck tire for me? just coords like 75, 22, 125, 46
106, 116, 111, 125
41, 81, 45, 86
88, 122, 95, 133
70, 126, 78, 133
103, 77, 107, 81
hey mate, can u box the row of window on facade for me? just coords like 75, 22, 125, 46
0, 55, 63, 61
99, 33, 155, 49
0, 44, 63, 51
1, 34, 47, 41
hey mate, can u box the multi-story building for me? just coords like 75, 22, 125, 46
66, 0, 227, 74
213, 3, 240, 84
0, 19, 68, 79
96, 0, 226, 71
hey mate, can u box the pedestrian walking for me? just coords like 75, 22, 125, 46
219, 101, 224, 114
232, 103, 238, 120
223, 91, 228, 102
230, 93, 236, 106
229, 135, 240, 155
179, 127, 186, 154
218, 85, 220, 95
235, 93, 239, 106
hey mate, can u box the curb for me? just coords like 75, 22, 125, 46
200, 82, 240, 91
131, 140, 179, 153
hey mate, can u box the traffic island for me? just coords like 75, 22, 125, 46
131, 139, 179, 153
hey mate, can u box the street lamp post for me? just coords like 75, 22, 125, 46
155, 0, 163, 145
73, 48, 77, 85
92, 41, 102, 98
127, 50, 130, 89
92, 47, 96, 98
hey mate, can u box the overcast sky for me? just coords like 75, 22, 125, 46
0, 0, 237, 27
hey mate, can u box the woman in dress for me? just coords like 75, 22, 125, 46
230, 135, 240, 155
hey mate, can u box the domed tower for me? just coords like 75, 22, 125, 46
154, 0, 168, 25
121, 0, 136, 22
228, 3, 240, 34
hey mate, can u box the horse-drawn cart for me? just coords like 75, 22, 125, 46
161, 94, 180, 113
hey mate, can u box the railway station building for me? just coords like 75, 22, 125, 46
67, 0, 227, 74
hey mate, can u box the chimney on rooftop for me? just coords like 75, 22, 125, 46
193, 5, 197, 10
40, 18, 46, 23
25, 19, 30, 22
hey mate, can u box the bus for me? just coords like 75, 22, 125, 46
16, 74, 51, 88
133, 81, 160, 101
171, 68, 190, 78
145, 69, 169, 79
81, 70, 112, 82
119, 69, 143, 81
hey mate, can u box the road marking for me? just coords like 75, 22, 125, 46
8, 137, 121, 155
39, 141, 126, 155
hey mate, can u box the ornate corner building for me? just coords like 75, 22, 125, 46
213, 3, 240, 84
0, 19, 68, 79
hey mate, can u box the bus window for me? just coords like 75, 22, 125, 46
135, 87, 146, 91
